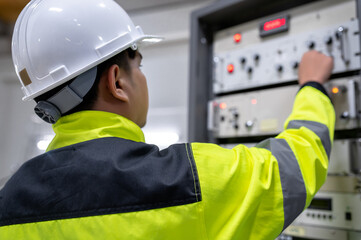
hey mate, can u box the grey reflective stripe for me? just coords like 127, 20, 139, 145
256, 138, 306, 230
287, 120, 331, 158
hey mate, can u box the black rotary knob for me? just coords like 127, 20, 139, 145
247, 67, 253, 74
240, 57, 247, 64
308, 41, 315, 49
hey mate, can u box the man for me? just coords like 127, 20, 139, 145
0, 0, 334, 239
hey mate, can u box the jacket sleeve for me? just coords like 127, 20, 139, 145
191, 83, 335, 240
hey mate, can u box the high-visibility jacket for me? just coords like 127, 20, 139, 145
0, 83, 335, 240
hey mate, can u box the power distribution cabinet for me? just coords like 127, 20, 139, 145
189, 0, 361, 239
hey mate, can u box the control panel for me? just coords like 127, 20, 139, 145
294, 192, 361, 231
212, 0, 361, 95
204, 1, 361, 238
328, 139, 361, 175
210, 77, 361, 138
279, 226, 361, 240
213, 20, 360, 93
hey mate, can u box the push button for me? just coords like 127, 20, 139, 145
325, 36, 333, 45
292, 61, 299, 69
240, 57, 247, 64
276, 65, 283, 72
308, 41, 315, 49
247, 67, 253, 74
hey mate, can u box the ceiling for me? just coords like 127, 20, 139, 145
0, 0, 28, 23
0, 0, 213, 23
119, 0, 212, 12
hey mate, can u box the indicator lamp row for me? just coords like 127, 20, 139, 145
226, 61, 299, 74
233, 35, 334, 50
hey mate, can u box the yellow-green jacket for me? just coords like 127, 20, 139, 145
0, 83, 335, 239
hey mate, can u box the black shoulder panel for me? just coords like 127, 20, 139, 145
0, 138, 201, 226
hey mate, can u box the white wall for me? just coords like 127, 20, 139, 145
0, 1, 215, 188
0, 56, 53, 188
129, 2, 214, 147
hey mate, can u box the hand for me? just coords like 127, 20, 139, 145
298, 50, 334, 86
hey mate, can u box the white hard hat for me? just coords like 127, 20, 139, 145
12, 0, 162, 102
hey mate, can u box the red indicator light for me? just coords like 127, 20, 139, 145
227, 64, 234, 73
251, 99, 257, 105
219, 103, 227, 109
233, 33, 242, 43
263, 18, 286, 31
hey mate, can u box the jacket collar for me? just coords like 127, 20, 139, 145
47, 111, 145, 151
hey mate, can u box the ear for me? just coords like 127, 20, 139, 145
107, 64, 130, 103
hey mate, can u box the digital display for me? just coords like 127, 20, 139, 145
308, 198, 332, 211
260, 15, 290, 38
264, 18, 286, 31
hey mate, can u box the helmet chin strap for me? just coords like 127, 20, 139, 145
34, 67, 98, 124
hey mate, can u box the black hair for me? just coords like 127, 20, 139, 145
34, 48, 137, 116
